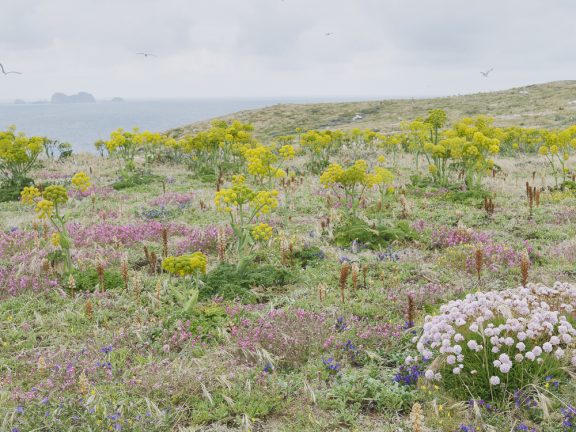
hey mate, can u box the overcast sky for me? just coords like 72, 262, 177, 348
1, 0, 575, 101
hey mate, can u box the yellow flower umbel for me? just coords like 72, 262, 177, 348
71, 172, 91, 192
42, 185, 68, 205
252, 190, 279, 215
162, 252, 207, 313
279, 144, 295, 159
20, 186, 41, 204
251, 223, 273, 242
51, 232, 61, 247
35, 199, 55, 219
214, 175, 255, 213
162, 252, 207, 276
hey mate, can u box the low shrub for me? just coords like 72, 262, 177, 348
112, 171, 160, 190
71, 267, 124, 291
0, 177, 33, 202
293, 245, 325, 268
201, 263, 294, 302
320, 366, 418, 416
333, 217, 417, 249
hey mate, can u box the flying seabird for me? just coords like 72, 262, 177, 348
0, 63, 22, 75
480, 68, 494, 78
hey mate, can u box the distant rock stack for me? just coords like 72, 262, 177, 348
51, 92, 96, 104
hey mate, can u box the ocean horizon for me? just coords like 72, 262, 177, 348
0, 96, 408, 153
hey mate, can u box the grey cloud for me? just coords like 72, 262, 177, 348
0, 0, 575, 100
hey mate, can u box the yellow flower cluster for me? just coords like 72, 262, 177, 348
367, 166, 395, 187
243, 144, 295, 181
538, 145, 559, 156
105, 128, 129, 153
71, 172, 91, 192
278, 145, 295, 159
22, 185, 70, 219
162, 252, 207, 276
251, 223, 273, 241
35, 199, 54, 219
0, 127, 43, 166
320, 160, 393, 189
300, 130, 342, 155
215, 175, 279, 216
42, 185, 68, 205
51, 232, 61, 247
245, 146, 280, 178
214, 181, 255, 213
319, 163, 345, 186
252, 190, 279, 215
20, 186, 41, 204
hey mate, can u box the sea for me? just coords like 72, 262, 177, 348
0, 97, 364, 153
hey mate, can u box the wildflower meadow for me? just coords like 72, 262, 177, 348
1, 110, 576, 432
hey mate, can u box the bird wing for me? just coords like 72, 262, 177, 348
0, 64, 20, 74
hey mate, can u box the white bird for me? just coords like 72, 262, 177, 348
480, 68, 494, 78
0, 63, 22, 75
136, 52, 157, 58
325, 32, 333, 37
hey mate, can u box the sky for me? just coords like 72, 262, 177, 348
1, 0, 575, 101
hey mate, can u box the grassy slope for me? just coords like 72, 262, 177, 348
169, 80, 576, 140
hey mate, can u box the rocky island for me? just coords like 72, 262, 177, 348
51, 92, 96, 104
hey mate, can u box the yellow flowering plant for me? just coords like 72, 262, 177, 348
214, 175, 279, 263
424, 116, 501, 188
102, 128, 140, 170
300, 129, 343, 173
20, 173, 91, 273
162, 252, 207, 313
180, 120, 255, 180
137, 130, 165, 164
71, 172, 91, 192
538, 127, 576, 187
400, 119, 433, 172
399, 110, 447, 178
320, 160, 394, 216
0, 126, 44, 184
243, 143, 295, 186
163, 137, 187, 163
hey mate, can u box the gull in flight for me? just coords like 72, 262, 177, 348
480, 67, 494, 78
325, 32, 333, 36
0, 63, 22, 75
137, 52, 157, 58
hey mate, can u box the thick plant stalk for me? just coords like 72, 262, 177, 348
339, 263, 350, 303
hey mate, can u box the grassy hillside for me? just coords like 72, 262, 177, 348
169, 80, 576, 140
